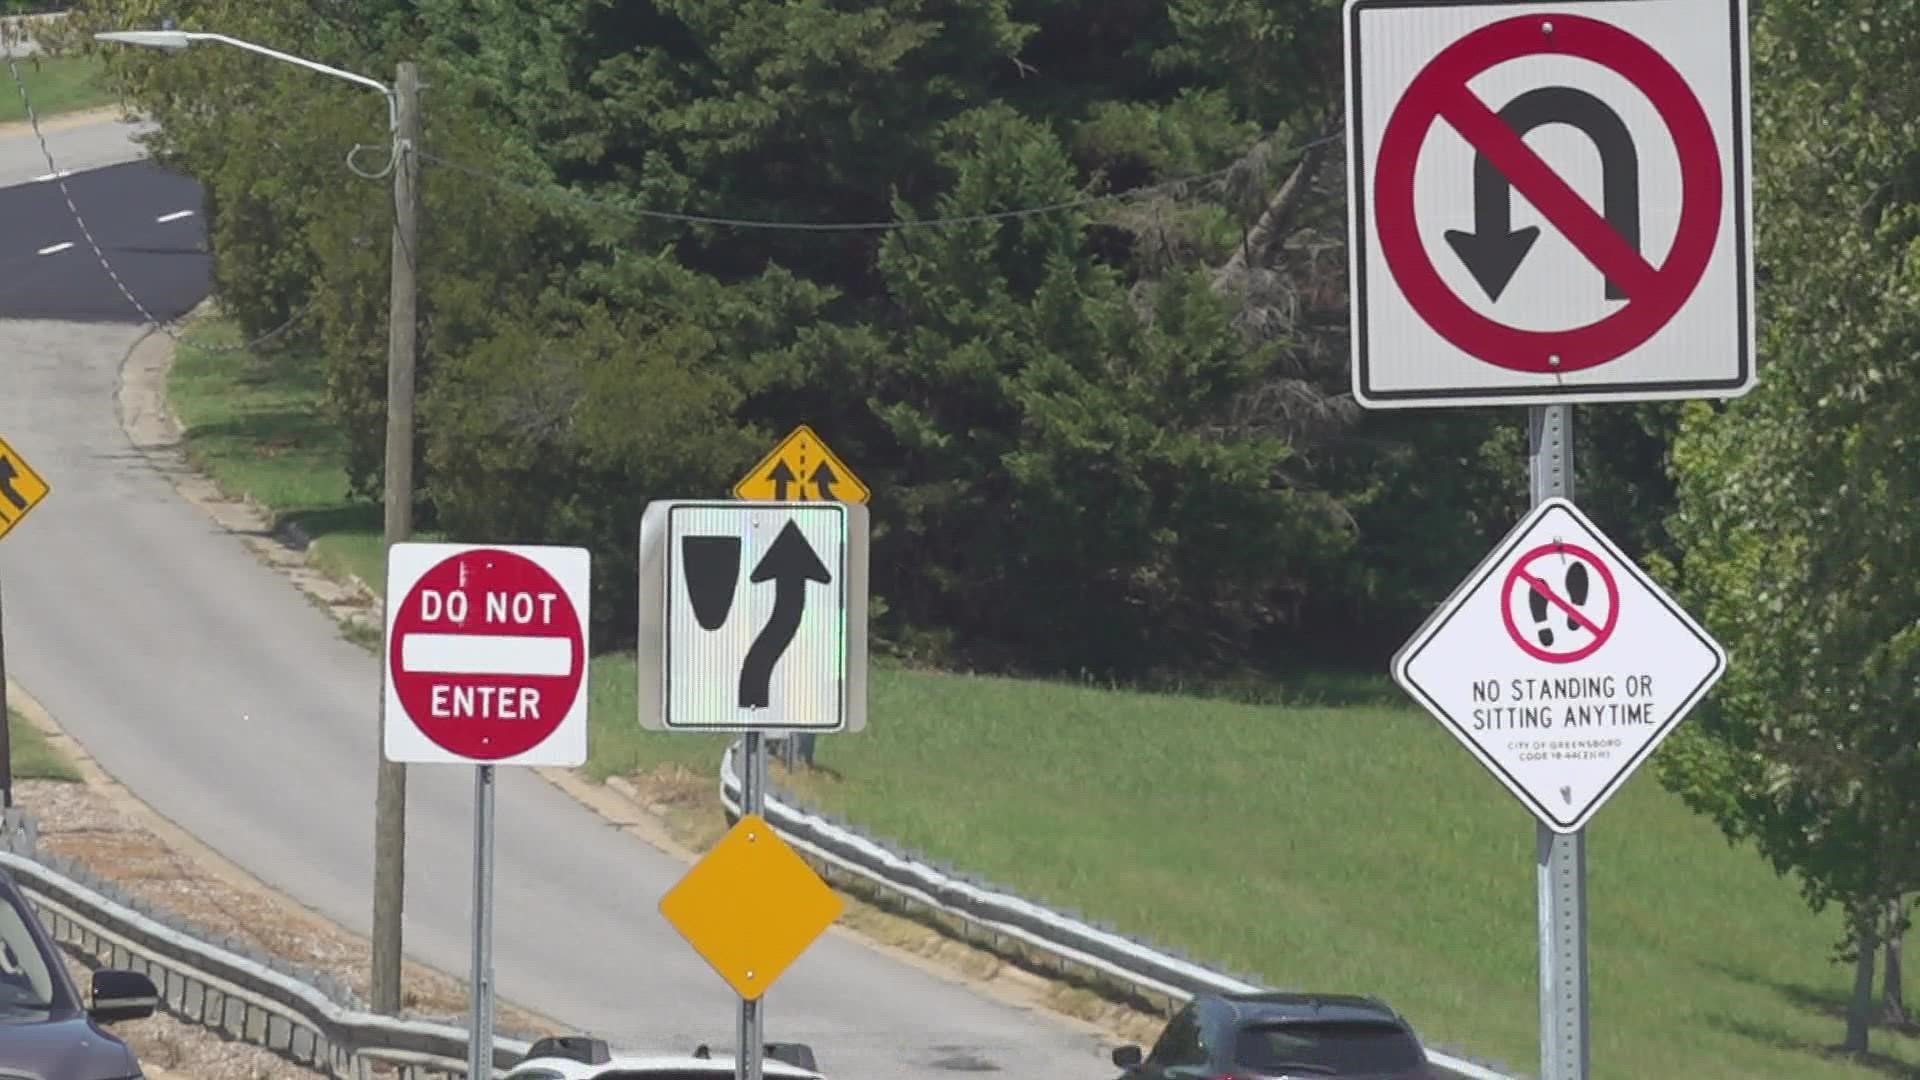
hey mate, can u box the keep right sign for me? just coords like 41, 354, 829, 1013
1392, 498, 1726, 832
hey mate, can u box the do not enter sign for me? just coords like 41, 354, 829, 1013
382, 542, 592, 767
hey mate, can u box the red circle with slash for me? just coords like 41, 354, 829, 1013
1373, 13, 1723, 374
1500, 541, 1619, 663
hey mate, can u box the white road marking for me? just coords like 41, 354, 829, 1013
36, 242, 73, 256
31, 170, 70, 183
156, 210, 195, 223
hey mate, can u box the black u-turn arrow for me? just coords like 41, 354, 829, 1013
1444, 86, 1640, 303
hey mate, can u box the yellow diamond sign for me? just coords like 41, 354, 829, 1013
659, 813, 844, 1000
733, 424, 870, 504
0, 434, 51, 543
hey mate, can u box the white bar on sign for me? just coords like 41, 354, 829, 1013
400, 633, 572, 677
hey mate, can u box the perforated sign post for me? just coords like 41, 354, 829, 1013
0, 432, 51, 813
382, 541, 591, 1080
1348, 4, 1749, 1076
636, 501, 868, 1080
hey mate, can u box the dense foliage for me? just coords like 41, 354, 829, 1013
62, 0, 1673, 676
55, 0, 1920, 1051
1652, 0, 1920, 1050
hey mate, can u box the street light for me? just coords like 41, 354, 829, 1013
94, 30, 398, 131
95, 27, 420, 1027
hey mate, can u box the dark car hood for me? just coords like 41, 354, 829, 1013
0, 1009, 138, 1079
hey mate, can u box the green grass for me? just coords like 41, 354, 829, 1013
168, 317, 1920, 1079
167, 321, 440, 589
0, 55, 117, 125
9, 710, 77, 783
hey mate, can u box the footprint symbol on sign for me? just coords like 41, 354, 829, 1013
1528, 560, 1591, 647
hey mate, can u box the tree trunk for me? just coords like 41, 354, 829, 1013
1885, 897, 1908, 1026
1846, 927, 1877, 1054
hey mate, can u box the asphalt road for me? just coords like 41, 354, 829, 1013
0, 119, 1116, 1078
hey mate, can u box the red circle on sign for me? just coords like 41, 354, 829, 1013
388, 548, 584, 761
1500, 541, 1619, 664
1374, 14, 1723, 374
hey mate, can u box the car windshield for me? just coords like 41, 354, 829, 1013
1233, 1020, 1425, 1074
0, 891, 56, 1011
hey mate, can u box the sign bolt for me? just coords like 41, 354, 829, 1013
747, 831, 758, 842
746, 969, 756, 980
1548, 354, 1562, 368
1541, 19, 1553, 34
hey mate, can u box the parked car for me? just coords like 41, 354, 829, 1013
1109, 990, 1438, 1079
505, 1034, 826, 1080
0, 866, 163, 1080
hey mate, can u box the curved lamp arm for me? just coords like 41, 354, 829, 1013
95, 29, 398, 132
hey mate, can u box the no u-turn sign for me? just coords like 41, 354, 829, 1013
1344, 0, 1755, 408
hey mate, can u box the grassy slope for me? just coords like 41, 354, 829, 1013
165, 318, 1920, 1079
0, 55, 116, 125
9, 710, 77, 783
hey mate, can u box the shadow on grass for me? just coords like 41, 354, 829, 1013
1704, 961, 1920, 1074
1126, 666, 1405, 710
184, 410, 343, 461
1705, 1013, 1920, 1078
281, 501, 381, 544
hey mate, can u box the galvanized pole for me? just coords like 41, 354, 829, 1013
372, 58, 423, 1016
1529, 404, 1589, 1080
467, 764, 497, 1079
737, 732, 767, 1080
0, 577, 11, 811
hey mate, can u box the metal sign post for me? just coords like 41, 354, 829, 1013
736, 731, 768, 1080
468, 764, 497, 1079
0, 578, 11, 812
1529, 404, 1589, 1080
642, 497, 867, 1080
380, 542, 592, 1080
1347, 1, 1748, 1073
0, 434, 54, 813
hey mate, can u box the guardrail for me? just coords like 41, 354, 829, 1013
717, 741, 1528, 1080
0, 816, 530, 1079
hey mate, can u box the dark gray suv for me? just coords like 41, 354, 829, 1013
1109, 990, 1438, 1079
0, 867, 160, 1080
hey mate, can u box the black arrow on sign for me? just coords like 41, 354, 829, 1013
765, 460, 795, 500
0, 458, 29, 515
1444, 86, 1640, 303
738, 521, 832, 709
812, 462, 838, 501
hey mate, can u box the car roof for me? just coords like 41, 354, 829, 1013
509, 1051, 824, 1079
1206, 990, 1410, 1027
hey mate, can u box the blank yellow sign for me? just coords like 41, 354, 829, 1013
733, 425, 870, 504
658, 813, 844, 1000
0, 435, 51, 542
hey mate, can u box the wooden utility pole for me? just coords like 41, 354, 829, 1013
371, 59, 421, 1016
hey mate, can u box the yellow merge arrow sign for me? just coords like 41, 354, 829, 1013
0, 434, 51, 543
658, 813, 844, 1000
733, 424, 870, 504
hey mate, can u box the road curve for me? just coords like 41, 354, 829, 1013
0, 120, 1116, 1078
